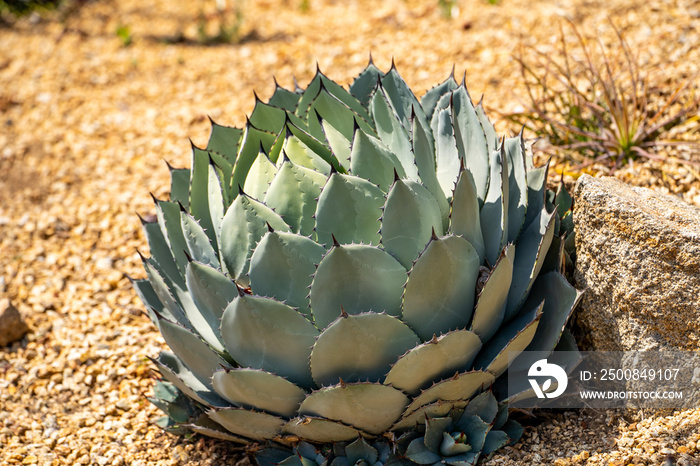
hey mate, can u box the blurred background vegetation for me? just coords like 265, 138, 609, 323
1, 0, 698, 174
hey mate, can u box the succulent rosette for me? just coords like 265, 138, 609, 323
397, 391, 524, 466
132, 60, 580, 463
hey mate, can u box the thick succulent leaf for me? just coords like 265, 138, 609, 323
207, 163, 226, 243
555, 181, 573, 218
510, 272, 583, 371
474, 100, 499, 153
243, 147, 277, 201
504, 207, 555, 321
370, 87, 418, 180
382, 179, 443, 269
151, 378, 182, 405
307, 87, 374, 143
156, 316, 230, 388
257, 446, 296, 466
249, 231, 326, 317
421, 73, 459, 121
249, 99, 289, 135
152, 351, 228, 408
461, 390, 498, 424
564, 229, 575, 256
392, 400, 467, 431
190, 146, 219, 249
309, 244, 406, 330
405, 371, 495, 415
185, 261, 238, 343
522, 163, 549, 231
440, 433, 474, 457
412, 109, 450, 230
169, 166, 191, 210
402, 236, 480, 340
286, 116, 346, 172
327, 449, 358, 466
221, 294, 320, 389
310, 313, 420, 387
264, 122, 286, 164
297, 442, 328, 465
491, 369, 532, 405
442, 448, 480, 464
501, 420, 524, 444
424, 416, 454, 453
434, 107, 461, 199
473, 300, 544, 378
381, 67, 431, 146
560, 211, 574, 238
504, 135, 528, 243
555, 327, 580, 354
319, 116, 352, 170
451, 87, 489, 203
212, 368, 306, 417
149, 381, 196, 424
154, 200, 190, 276
430, 91, 454, 138
132, 278, 162, 325
208, 407, 285, 441
349, 61, 384, 109
165, 268, 227, 354
185, 413, 251, 443
456, 413, 491, 451
268, 84, 302, 112
498, 332, 581, 405
279, 454, 315, 466
546, 189, 556, 214
405, 438, 442, 464
210, 152, 234, 207
142, 220, 184, 288
181, 210, 220, 270
492, 402, 508, 430
284, 417, 363, 443
314, 173, 385, 247
298, 382, 409, 435
141, 258, 189, 326
264, 158, 326, 236
152, 378, 180, 406
385, 330, 482, 396
231, 124, 278, 197
345, 438, 380, 465
297, 70, 373, 125
219, 193, 290, 284
540, 234, 565, 275
281, 129, 333, 175
155, 414, 189, 435
470, 244, 515, 342
480, 146, 509, 266
350, 128, 407, 192
450, 169, 486, 264
206, 122, 242, 166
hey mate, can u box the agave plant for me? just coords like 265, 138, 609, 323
133, 60, 580, 463
397, 391, 523, 465
257, 437, 394, 466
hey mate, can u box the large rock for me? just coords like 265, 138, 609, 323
573, 175, 700, 351
0, 299, 29, 347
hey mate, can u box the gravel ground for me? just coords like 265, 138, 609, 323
1, 0, 699, 464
